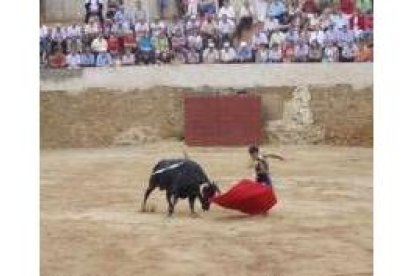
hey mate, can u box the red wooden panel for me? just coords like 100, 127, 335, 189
184, 94, 262, 146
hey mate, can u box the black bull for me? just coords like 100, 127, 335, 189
141, 159, 220, 216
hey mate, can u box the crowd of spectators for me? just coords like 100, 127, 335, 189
40, 0, 373, 69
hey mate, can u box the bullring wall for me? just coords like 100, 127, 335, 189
40, 64, 373, 148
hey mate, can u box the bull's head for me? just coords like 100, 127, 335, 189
200, 182, 221, 211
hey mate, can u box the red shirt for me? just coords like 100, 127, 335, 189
108, 36, 119, 53
350, 14, 373, 30
49, 53, 66, 68
123, 33, 136, 48
340, 0, 355, 15
302, 0, 318, 14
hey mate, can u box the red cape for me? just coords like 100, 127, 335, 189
212, 179, 278, 215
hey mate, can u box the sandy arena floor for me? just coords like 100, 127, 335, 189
41, 142, 372, 276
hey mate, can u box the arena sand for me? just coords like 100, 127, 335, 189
41, 141, 372, 276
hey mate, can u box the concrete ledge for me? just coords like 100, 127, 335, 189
40, 63, 373, 92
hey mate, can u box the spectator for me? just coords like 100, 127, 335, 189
85, 17, 101, 38
201, 15, 219, 47
80, 47, 95, 67
127, 0, 148, 26
135, 18, 150, 41
255, 43, 269, 63
252, 24, 268, 53
108, 34, 120, 55
356, 0, 372, 14
268, 43, 283, 62
151, 18, 167, 37
96, 51, 113, 67
187, 0, 199, 16
171, 28, 187, 52
237, 41, 253, 62
114, 5, 127, 24
294, 40, 309, 62
84, 0, 104, 25
187, 48, 201, 64
122, 48, 136, 65
187, 29, 204, 51
309, 24, 326, 46
176, 0, 187, 17
218, 14, 235, 46
137, 31, 155, 64
40, 26, 52, 65
169, 15, 185, 36
153, 31, 172, 63
202, 41, 220, 63
158, 0, 169, 19
282, 41, 295, 62
199, 0, 217, 17
220, 41, 237, 63
219, 0, 236, 22
49, 47, 67, 68
91, 34, 108, 54
323, 41, 339, 62
264, 16, 279, 35
66, 23, 82, 53
51, 25, 67, 53
106, 0, 121, 20
340, 41, 358, 62
337, 25, 355, 48
269, 28, 286, 47
308, 40, 323, 62
66, 49, 81, 69
186, 15, 201, 34
254, 0, 269, 22
268, 0, 287, 22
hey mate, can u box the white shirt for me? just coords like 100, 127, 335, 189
66, 25, 81, 38
40, 25, 49, 38
252, 32, 268, 47
151, 21, 166, 37
219, 6, 236, 20
91, 38, 108, 52
220, 48, 237, 62
135, 22, 149, 35
309, 30, 325, 46
218, 20, 235, 35
66, 53, 81, 68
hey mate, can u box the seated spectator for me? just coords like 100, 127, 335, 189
218, 14, 235, 47
337, 25, 355, 48
252, 25, 269, 54
40, 26, 53, 65
49, 47, 67, 68
186, 15, 201, 34
308, 40, 323, 62
106, 0, 120, 20
268, 43, 283, 63
324, 24, 339, 45
96, 51, 113, 67
309, 25, 326, 46
356, 41, 373, 62
199, 0, 217, 17
51, 24, 67, 53
158, 0, 169, 19
186, 0, 199, 16
285, 28, 300, 44
169, 15, 185, 36
269, 29, 286, 48
123, 32, 136, 51
171, 28, 187, 52
187, 30, 203, 51
237, 41, 253, 63
268, 0, 287, 22
340, 0, 355, 18
80, 47, 95, 67
323, 41, 339, 62
187, 48, 201, 64
102, 19, 114, 37
66, 23, 82, 53
218, 0, 236, 22
151, 17, 167, 37
122, 48, 136, 65
202, 41, 220, 63
220, 41, 237, 63
255, 43, 269, 63
153, 31, 172, 63
85, 17, 101, 37
114, 5, 127, 24
66, 49, 81, 69
200, 15, 218, 47
340, 41, 358, 62
301, 0, 318, 15
264, 17, 279, 36
135, 18, 150, 41
331, 9, 349, 30
137, 31, 155, 64
294, 40, 309, 62
282, 42, 295, 62
91, 34, 108, 53
356, 0, 373, 14
108, 34, 120, 55
84, 0, 104, 25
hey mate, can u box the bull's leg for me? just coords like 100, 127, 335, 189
141, 183, 156, 212
189, 195, 199, 218
167, 192, 178, 217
